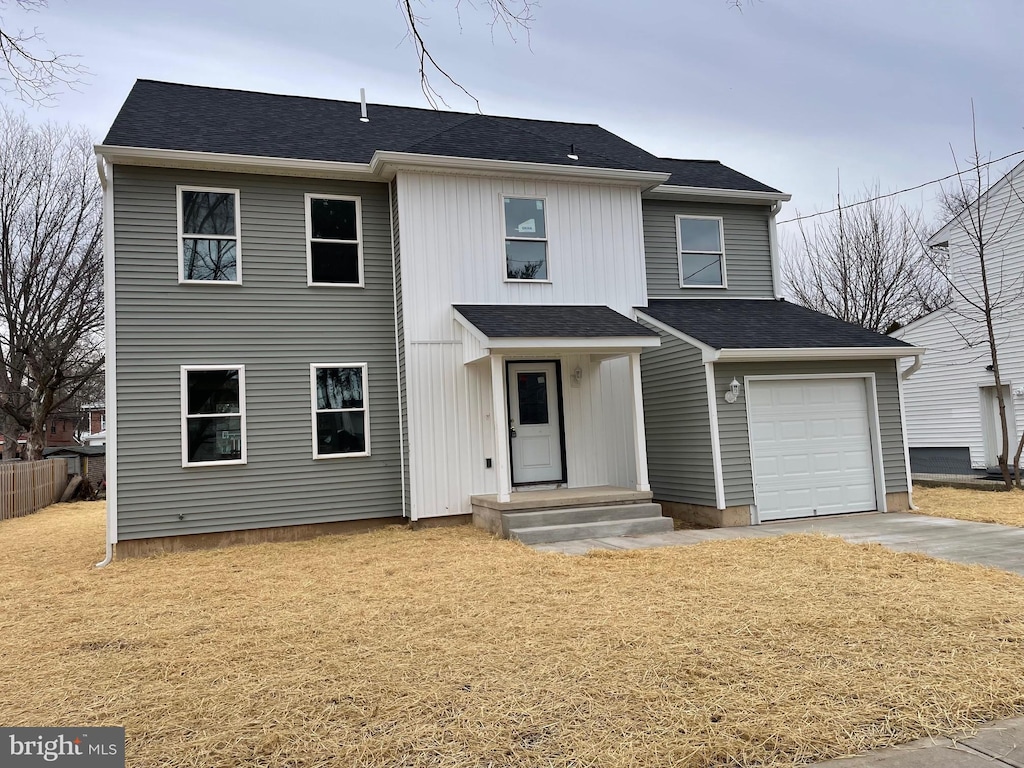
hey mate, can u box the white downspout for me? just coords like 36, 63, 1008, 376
95, 154, 117, 567
769, 200, 783, 299
901, 353, 923, 380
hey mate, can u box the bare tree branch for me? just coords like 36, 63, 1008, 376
0, 0, 85, 106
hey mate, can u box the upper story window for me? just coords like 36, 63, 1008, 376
178, 186, 241, 283
311, 364, 369, 458
181, 366, 246, 467
504, 196, 548, 281
677, 215, 727, 288
306, 194, 363, 286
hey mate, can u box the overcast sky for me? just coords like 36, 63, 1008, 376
6, 0, 1024, 236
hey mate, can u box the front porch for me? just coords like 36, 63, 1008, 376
471, 484, 671, 544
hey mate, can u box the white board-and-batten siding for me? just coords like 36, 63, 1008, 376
394, 171, 647, 518
112, 166, 404, 540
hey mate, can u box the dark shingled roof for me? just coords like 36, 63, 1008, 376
454, 305, 658, 339
638, 299, 914, 350
656, 158, 781, 194
101, 81, 783, 193
103, 80, 662, 172
44, 445, 106, 457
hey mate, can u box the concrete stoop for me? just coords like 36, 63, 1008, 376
506, 503, 673, 544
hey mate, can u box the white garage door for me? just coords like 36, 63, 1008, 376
748, 378, 878, 521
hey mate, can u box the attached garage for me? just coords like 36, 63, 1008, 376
746, 377, 881, 521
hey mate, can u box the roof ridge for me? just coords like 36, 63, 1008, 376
660, 157, 722, 164
395, 113, 481, 153
133, 79, 604, 129
479, 115, 656, 169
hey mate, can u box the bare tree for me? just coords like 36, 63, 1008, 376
931, 109, 1024, 488
397, 1, 754, 109
783, 187, 950, 334
0, 0, 84, 105
0, 108, 103, 460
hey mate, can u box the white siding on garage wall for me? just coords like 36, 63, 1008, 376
395, 171, 647, 518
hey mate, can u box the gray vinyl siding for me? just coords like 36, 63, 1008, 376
643, 199, 774, 298
112, 165, 402, 540
714, 359, 908, 507
390, 178, 410, 515
639, 327, 717, 506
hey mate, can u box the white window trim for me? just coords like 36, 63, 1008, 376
676, 214, 728, 289
310, 363, 371, 459
177, 185, 242, 285
305, 193, 364, 287
501, 194, 552, 283
180, 364, 247, 468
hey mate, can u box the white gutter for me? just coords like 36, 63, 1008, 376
95, 156, 117, 568
769, 200, 783, 299
369, 151, 671, 188
901, 353, 924, 380
94, 145, 376, 180
711, 346, 927, 364
643, 184, 792, 204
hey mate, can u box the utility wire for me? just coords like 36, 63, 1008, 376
776, 148, 1024, 225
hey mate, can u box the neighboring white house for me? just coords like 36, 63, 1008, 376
892, 158, 1024, 472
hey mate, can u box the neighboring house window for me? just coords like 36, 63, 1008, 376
677, 215, 726, 288
311, 364, 369, 458
178, 186, 241, 283
99, 415, 106, 431
181, 366, 246, 466
504, 196, 548, 280
306, 194, 363, 286
50, 422, 56, 434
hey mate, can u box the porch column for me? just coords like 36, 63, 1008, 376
629, 352, 651, 492
490, 354, 512, 502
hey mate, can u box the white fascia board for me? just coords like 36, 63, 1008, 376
451, 308, 491, 347
644, 184, 792, 205
715, 346, 927, 361
487, 336, 661, 350
633, 310, 720, 361
370, 151, 671, 188
94, 145, 377, 181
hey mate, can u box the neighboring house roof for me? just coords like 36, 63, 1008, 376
453, 305, 659, 339
927, 157, 1024, 246
101, 80, 781, 194
44, 445, 106, 457
639, 299, 915, 350
656, 158, 782, 194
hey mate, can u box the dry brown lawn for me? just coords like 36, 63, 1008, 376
2, 502, 1024, 767
914, 485, 1024, 527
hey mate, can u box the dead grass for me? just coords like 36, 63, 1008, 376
914, 485, 1024, 527
2, 502, 1024, 767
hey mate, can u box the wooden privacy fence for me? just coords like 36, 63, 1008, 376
0, 459, 69, 521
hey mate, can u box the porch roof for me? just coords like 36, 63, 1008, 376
453, 304, 659, 341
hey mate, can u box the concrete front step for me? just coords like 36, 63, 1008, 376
501, 502, 663, 536
508, 511, 673, 545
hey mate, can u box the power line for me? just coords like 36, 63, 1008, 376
776, 148, 1024, 225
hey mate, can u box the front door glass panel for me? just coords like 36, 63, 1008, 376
517, 372, 549, 425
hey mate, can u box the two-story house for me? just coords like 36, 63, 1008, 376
96, 80, 922, 560
891, 159, 1024, 475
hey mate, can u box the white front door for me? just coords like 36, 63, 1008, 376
507, 362, 564, 485
981, 385, 1015, 468
748, 378, 878, 521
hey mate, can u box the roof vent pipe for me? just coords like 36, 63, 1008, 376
567, 143, 578, 161
360, 88, 369, 122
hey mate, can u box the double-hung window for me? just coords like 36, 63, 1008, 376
178, 187, 241, 283
503, 196, 548, 280
677, 215, 726, 288
181, 366, 246, 466
311, 364, 369, 458
306, 194, 363, 286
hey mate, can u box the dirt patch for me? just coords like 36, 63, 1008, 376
914, 485, 1024, 527
2, 501, 1024, 766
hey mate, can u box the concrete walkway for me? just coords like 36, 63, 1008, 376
814, 716, 1024, 766
530, 511, 1024, 575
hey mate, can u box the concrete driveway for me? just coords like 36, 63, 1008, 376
532, 512, 1024, 576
